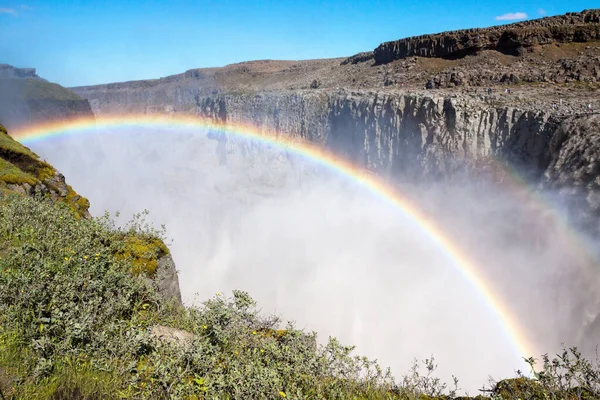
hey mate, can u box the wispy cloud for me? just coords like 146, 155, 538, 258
495, 12, 528, 21
0, 7, 17, 15
20, 4, 33, 10
538, 8, 546, 16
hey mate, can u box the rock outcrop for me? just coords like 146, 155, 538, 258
155, 253, 184, 307
67, 81, 600, 218
0, 123, 91, 218
374, 9, 600, 63
0, 64, 42, 80
0, 65, 94, 131
0, 123, 184, 307
68, 9, 600, 220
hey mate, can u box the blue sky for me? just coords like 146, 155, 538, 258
0, 0, 597, 87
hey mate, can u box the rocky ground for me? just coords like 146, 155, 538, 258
72, 42, 600, 116
72, 9, 600, 116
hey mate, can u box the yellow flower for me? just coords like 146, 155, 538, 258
203, 325, 207, 329
83, 255, 88, 259
260, 349, 264, 353
95, 253, 100, 257
234, 351, 239, 355
252, 331, 257, 335
71, 250, 76, 254
279, 391, 286, 398
64, 257, 69, 261
216, 292, 221, 295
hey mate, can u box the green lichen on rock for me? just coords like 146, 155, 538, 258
0, 158, 37, 186
113, 233, 170, 277
0, 123, 90, 218
493, 377, 546, 399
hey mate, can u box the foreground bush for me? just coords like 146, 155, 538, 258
1, 193, 600, 399
0, 194, 402, 399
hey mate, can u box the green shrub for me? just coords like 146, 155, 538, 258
0, 194, 401, 399
3, 193, 600, 399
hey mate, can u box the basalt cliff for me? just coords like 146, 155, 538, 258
0, 64, 94, 131
70, 10, 600, 221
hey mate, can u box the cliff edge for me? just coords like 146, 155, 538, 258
0, 65, 95, 131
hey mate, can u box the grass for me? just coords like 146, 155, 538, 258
0, 125, 90, 218
0, 193, 406, 399
0, 125, 41, 160
1, 120, 600, 397
0, 158, 37, 186
2, 192, 600, 399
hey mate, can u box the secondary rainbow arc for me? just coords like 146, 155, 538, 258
12, 114, 536, 362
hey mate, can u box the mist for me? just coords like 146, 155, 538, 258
27, 125, 600, 394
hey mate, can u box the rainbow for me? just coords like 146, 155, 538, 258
12, 114, 536, 362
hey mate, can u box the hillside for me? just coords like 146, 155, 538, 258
72, 9, 600, 112
66, 9, 600, 228
0, 123, 91, 219
0, 65, 94, 131
3, 7, 600, 399
2, 125, 600, 399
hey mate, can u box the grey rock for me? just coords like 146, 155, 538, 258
373, 9, 600, 63
6, 184, 25, 195
150, 325, 194, 347
155, 253, 183, 308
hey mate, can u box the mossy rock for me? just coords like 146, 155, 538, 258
493, 377, 546, 399
113, 234, 170, 277
0, 123, 90, 218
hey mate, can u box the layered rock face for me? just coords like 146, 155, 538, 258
194, 91, 596, 191
0, 64, 42, 79
0, 65, 94, 131
68, 83, 600, 217
69, 9, 600, 219
374, 9, 600, 63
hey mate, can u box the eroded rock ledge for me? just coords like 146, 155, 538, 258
373, 9, 600, 63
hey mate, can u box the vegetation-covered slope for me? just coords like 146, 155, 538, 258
3, 175, 600, 399
0, 123, 90, 218
1, 134, 600, 399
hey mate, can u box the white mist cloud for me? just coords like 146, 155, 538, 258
26, 125, 600, 394
0, 8, 17, 15
495, 12, 528, 21
538, 8, 547, 16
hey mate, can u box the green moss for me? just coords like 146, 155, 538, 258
0, 125, 91, 218
113, 234, 169, 277
256, 328, 292, 341
60, 185, 91, 219
0, 128, 40, 160
493, 377, 545, 399
0, 158, 37, 185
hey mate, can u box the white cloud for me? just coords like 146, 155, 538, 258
495, 12, 528, 21
538, 8, 547, 16
0, 8, 17, 15
20, 4, 33, 10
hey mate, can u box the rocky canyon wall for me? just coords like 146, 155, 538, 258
72, 85, 599, 216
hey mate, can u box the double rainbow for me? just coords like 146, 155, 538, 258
12, 114, 537, 361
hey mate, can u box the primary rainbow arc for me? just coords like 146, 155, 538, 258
12, 114, 536, 361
